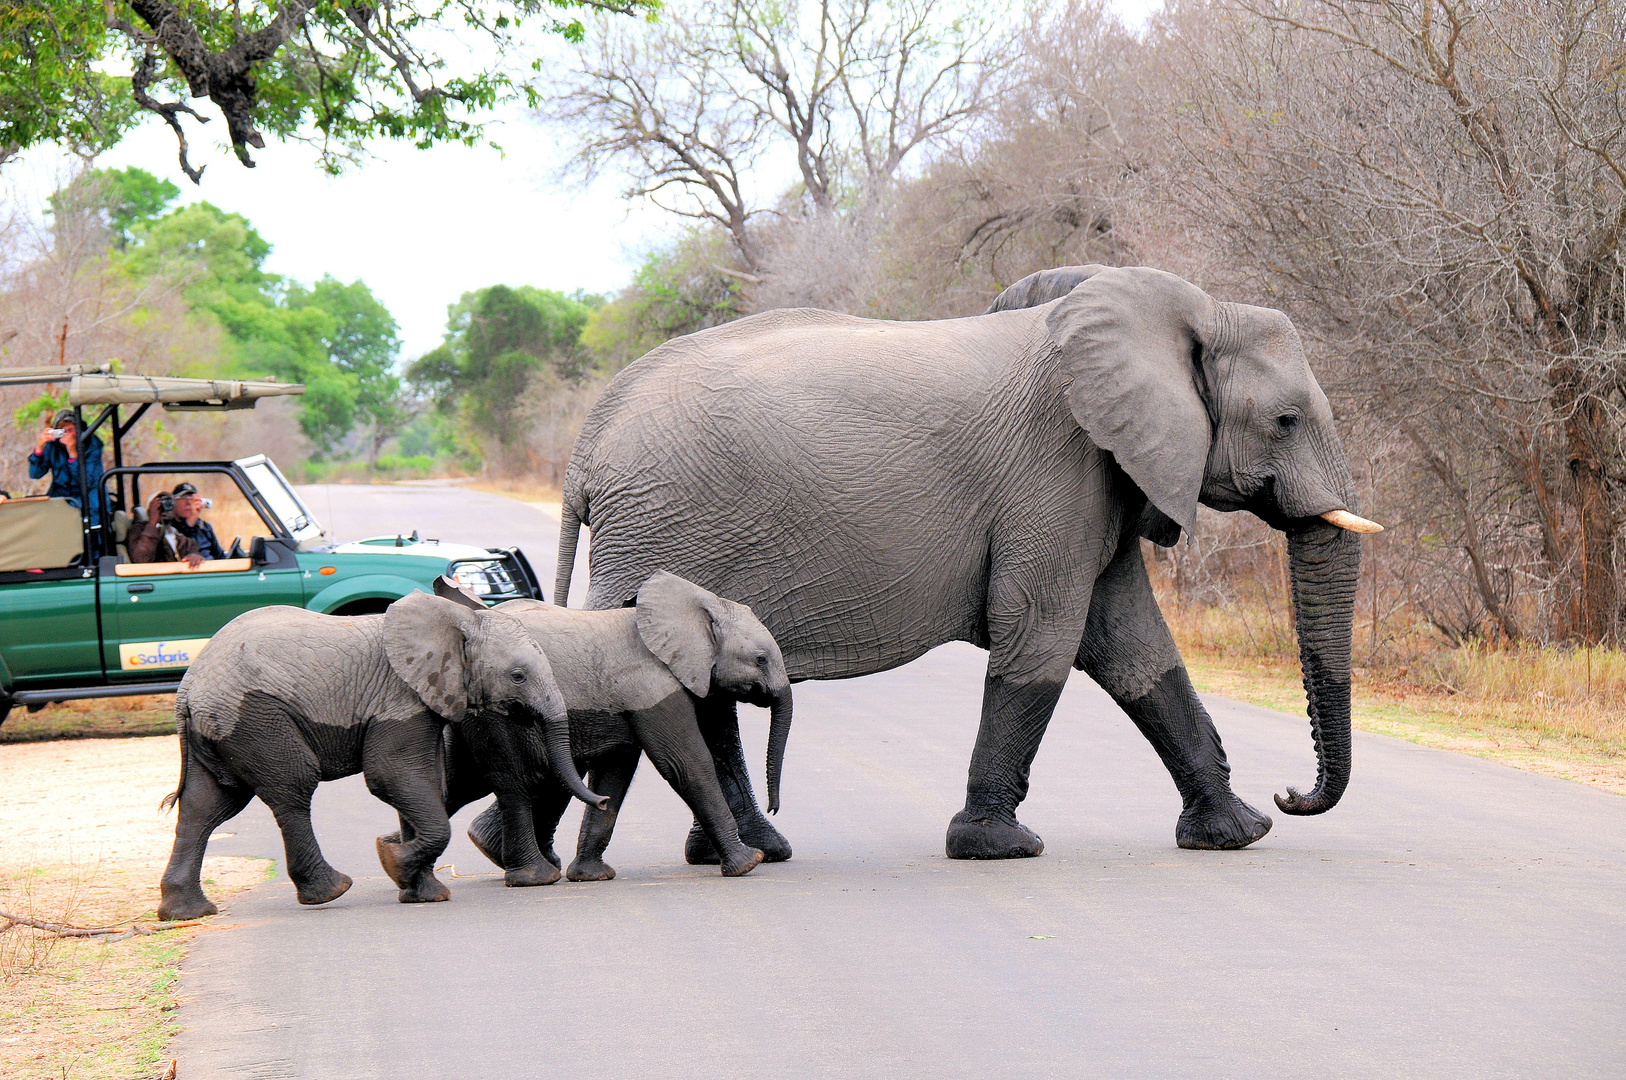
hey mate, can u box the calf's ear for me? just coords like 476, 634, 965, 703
385, 590, 476, 721
634, 571, 721, 697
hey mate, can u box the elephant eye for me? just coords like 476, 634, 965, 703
510, 670, 526, 683
1275, 412, 1300, 434
756, 653, 769, 669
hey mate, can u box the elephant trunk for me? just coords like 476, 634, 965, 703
536, 692, 609, 811
1275, 518, 1361, 816
764, 685, 793, 815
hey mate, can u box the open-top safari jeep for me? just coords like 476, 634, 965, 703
0, 364, 542, 727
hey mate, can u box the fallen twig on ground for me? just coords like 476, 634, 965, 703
0, 911, 204, 942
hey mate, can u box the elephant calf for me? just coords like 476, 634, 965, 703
156, 593, 603, 922
437, 571, 793, 882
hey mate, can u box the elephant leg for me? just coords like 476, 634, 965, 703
532, 783, 572, 874
1077, 538, 1271, 850
637, 703, 763, 877
945, 669, 1067, 860
364, 722, 453, 903
494, 791, 561, 887
568, 748, 640, 882
467, 801, 506, 870
257, 767, 352, 907
684, 698, 792, 866
157, 757, 252, 922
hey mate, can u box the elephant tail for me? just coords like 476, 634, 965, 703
160, 689, 190, 812
554, 499, 582, 608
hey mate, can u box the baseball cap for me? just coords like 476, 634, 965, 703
171, 482, 199, 498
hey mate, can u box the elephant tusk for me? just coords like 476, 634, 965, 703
1321, 509, 1384, 534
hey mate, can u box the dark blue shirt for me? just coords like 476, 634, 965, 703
27, 435, 104, 525
176, 517, 225, 561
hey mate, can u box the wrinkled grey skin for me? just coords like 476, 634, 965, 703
443, 571, 794, 881
554, 264, 1364, 860
156, 594, 600, 921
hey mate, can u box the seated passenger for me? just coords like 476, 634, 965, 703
130, 491, 205, 568
28, 409, 105, 526
169, 482, 226, 560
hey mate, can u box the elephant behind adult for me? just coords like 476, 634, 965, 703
554, 265, 1377, 860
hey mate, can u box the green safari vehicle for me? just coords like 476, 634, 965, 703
0, 365, 542, 727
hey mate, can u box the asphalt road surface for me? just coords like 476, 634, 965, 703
172, 482, 1625, 1078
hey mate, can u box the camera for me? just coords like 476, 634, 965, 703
199, 497, 213, 510
154, 492, 176, 524
45, 428, 65, 439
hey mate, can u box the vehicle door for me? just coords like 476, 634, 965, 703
100, 469, 306, 683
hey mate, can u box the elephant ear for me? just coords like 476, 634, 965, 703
985, 264, 1111, 313
634, 571, 721, 697
384, 590, 478, 721
1047, 266, 1218, 537
433, 574, 486, 611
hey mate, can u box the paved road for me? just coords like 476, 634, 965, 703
174, 483, 1626, 1078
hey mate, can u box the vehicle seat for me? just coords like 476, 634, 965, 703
0, 497, 84, 572
112, 509, 132, 561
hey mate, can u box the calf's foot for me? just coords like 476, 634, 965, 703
505, 862, 562, 888
398, 873, 451, 904
721, 845, 765, 877
1176, 793, 1272, 850
295, 868, 353, 907
157, 886, 218, 922
566, 856, 616, 882
945, 809, 1044, 860
686, 815, 792, 866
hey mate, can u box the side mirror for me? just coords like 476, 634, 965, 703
250, 536, 281, 566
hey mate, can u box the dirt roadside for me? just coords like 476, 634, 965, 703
0, 735, 268, 1080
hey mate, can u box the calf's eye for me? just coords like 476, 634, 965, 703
510, 670, 526, 683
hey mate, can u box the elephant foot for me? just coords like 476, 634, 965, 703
721, 846, 766, 877
467, 805, 505, 870
295, 869, 353, 907
945, 809, 1044, 860
685, 815, 792, 866
566, 856, 616, 882
397, 874, 451, 904
1176, 794, 1272, 850
505, 862, 562, 888
157, 887, 218, 922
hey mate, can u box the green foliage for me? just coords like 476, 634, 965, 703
581, 229, 742, 371
407, 284, 599, 452
0, 3, 137, 159
13, 391, 69, 432
0, 1, 659, 178
107, 188, 403, 455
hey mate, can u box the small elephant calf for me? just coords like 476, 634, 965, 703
157, 593, 603, 921
438, 571, 793, 882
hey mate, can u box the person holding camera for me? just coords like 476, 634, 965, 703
28, 408, 105, 525
129, 489, 205, 568
168, 482, 225, 560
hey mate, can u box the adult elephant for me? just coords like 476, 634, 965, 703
553, 265, 1380, 860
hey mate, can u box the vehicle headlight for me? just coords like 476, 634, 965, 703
451, 560, 517, 597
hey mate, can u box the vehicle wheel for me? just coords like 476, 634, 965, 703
332, 599, 393, 617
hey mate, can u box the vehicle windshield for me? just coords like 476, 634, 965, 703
235, 456, 324, 545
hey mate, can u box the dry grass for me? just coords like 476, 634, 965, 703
2, 696, 176, 745
1163, 599, 1626, 794
466, 477, 563, 505
0, 736, 270, 1079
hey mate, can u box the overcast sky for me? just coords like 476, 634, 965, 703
6, 0, 1162, 360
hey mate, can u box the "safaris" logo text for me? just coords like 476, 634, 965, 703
118, 638, 213, 671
